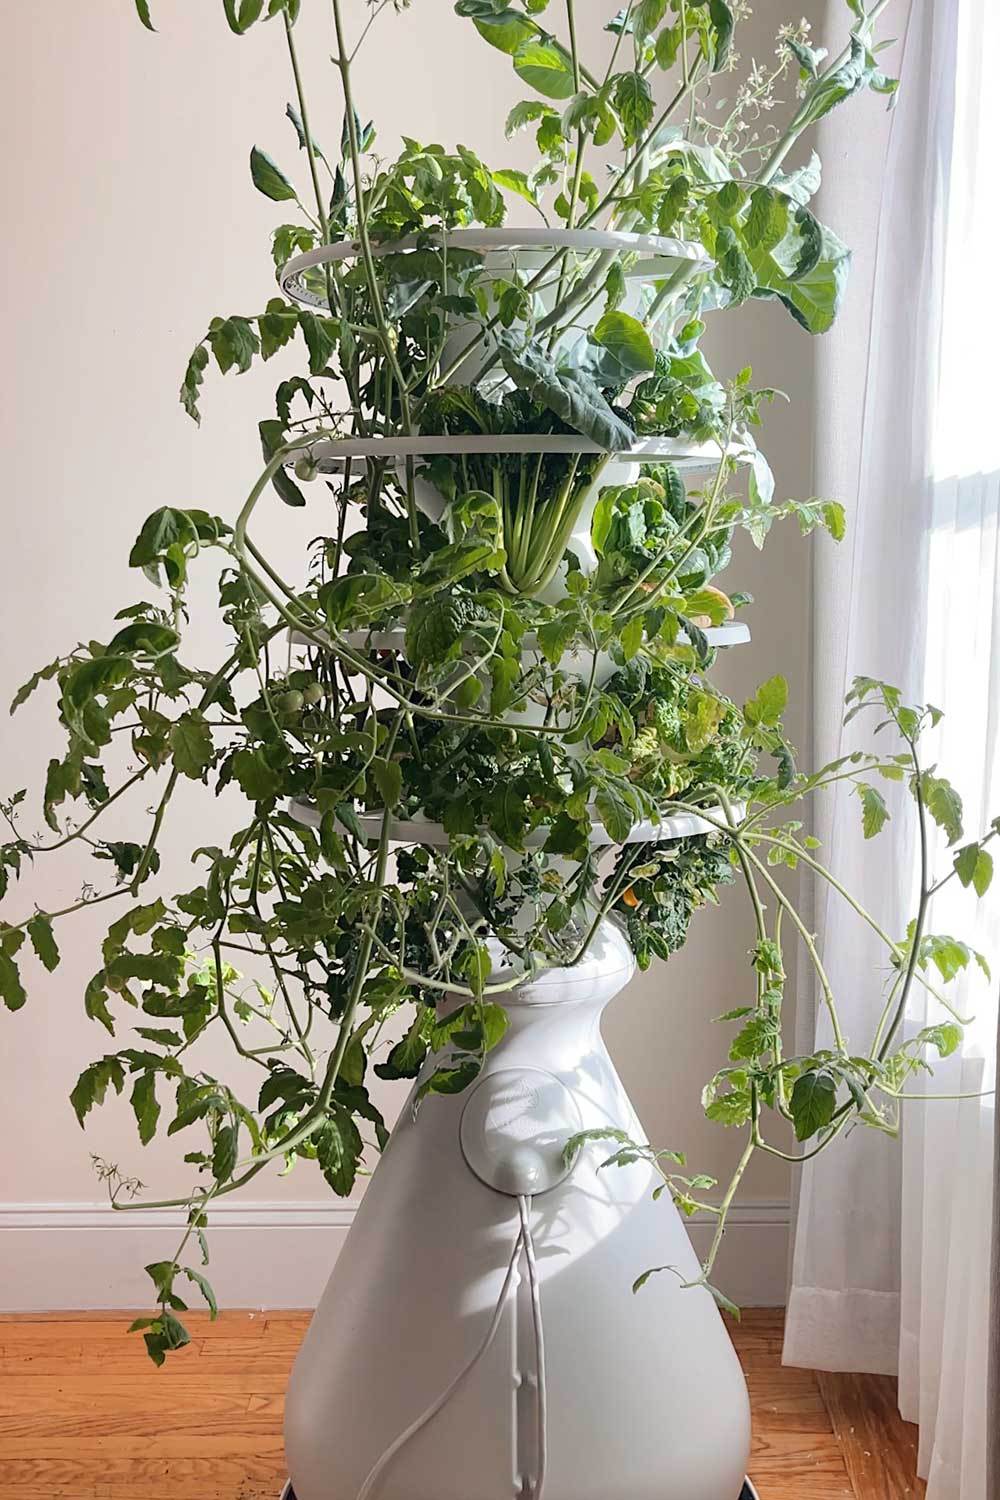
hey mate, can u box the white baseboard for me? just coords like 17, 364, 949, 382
0, 1198, 790, 1312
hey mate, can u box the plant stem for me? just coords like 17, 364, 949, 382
695, 1135, 754, 1285
602, 0, 634, 85
329, 0, 421, 551
741, 844, 846, 1055
876, 744, 929, 1060
758, 0, 896, 185
13, 766, 150, 856
581, 69, 702, 231
11, 886, 130, 934
315, 718, 401, 1110
284, 15, 328, 238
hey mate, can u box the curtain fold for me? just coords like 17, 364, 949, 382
784, 0, 953, 1377
990, 1038, 1000, 1497
785, 3, 1000, 1495
901, 461, 1000, 1492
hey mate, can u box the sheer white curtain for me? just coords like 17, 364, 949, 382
898, 0, 1000, 1488
784, 0, 999, 1494
783, 0, 953, 1376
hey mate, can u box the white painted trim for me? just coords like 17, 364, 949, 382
0, 1198, 790, 1311
0, 1196, 788, 1231
0, 1198, 362, 1231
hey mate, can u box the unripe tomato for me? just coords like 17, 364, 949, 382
280, 690, 304, 714
302, 681, 324, 707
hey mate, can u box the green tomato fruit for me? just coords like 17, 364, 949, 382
302, 682, 324, 707
280, 690, 304, 714
294, 457, 319, 482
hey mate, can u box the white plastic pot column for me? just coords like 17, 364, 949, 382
284, 920, 751, 1500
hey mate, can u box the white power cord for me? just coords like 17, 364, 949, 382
518, 1193, 547, 1500
354, 1197, 548, 1500
355, 1210, 528, 1500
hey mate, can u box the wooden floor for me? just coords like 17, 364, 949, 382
0, 1308, 924, 1499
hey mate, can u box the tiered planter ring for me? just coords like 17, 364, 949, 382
286, 431, 751, 594
288, 609, 750, 846
291, 621, 752, 654
279, 247, 758, 1500
287, 430, 748, 471
288, 798, 742, 850
278, 226, 713, 311
288, 615, 749, 853
279, 228, 712, 387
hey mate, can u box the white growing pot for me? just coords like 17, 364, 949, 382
283, 919, 751, 1500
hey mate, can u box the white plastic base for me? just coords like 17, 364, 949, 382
282, 922, 751, 1500
279, 1479, 760, 1497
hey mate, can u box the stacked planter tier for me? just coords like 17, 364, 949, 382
277, 232, 757, 1499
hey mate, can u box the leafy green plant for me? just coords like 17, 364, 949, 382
4, 0, 991, 1353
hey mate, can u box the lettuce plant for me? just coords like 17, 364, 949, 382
2, 0, 993, 1361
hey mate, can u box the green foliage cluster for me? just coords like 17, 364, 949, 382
2, 0, 991, 1351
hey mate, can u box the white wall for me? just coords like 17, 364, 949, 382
0, 1, 822, 1309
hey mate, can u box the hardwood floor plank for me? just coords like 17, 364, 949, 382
0, 1341, 296, 1375
246, 1394, 284, 1418
749, 1429, 854, 1497
262, 1313, 311, 1336
0, 1457, 284, 1499
0, 1389, 257, 1419
733, 1308, 788, 1333
0, 1410, 282, 1442
818, 1371, 927, 1499
0, 1308, 928, 1500
0, 1428, 285, 1459
727, 1310, 786, 1372
0, 1372, 289, 1402
745, 1368, 832, 1433
0, 1311, 267, 1338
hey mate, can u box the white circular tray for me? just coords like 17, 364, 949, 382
289, 433, 745, 472
287, 797, 737, 849
290, 621, 751, 654
278, 228, 711, 309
